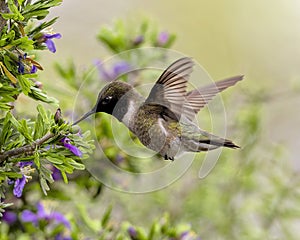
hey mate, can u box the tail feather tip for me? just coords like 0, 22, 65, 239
224, 141, 240, 149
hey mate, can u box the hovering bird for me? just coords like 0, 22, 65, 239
73, 57, 243, 160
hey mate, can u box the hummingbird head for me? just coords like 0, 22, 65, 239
94, 81, 133, 118
73, 81, 142, 125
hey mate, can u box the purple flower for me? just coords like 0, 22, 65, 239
11, 161, 33, 198
180, 231, 201, 240
132, 35, 144, 46
18, 55, 25, 74
30, 65, 37, 73
157, 31, 169, 46
42, 33, 62, 53
34, 80, 43, 89
52, 166, 62, 181
13, 175, 26, 198
116, 154, 124, 164
61, 137, 82, 157
94, 60, 111, 81
36, 202, 47, 219
55, 234, 72, 240
128, 226, 137, 239
49, 212, 71, 229
17, 53, 41, 74
21, 209, 39, 225
18, 53, 42, 74
94, 60, 131, 82
113, 62, 131, 77
18, 161, 33, 168
7, 178, 14, 185
2, 211, 17, 225
21, 202, 71, 229
21, 203, 47, 225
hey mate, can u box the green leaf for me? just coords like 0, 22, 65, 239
148, 222, 159, 240
1, 172, 22, 179
34, 151, 40, 169
0, 112, 12, 148
46, 156, 64, 165
33, 105, 50, 139
17, 75, 32, 95
25, 9, 50, 20
0, 13, 16, 20
0, 202, 13, 218
40, 177, 50, 195
53, 163, 72, 183
10, 36, 34, 50
163, 33, 176, 48
33, 112, 43, 139
8, 111, 21, 129
7, 0, 24, 21
18, 0, 25, 5
22, 0, 62, 20
39, 161, 55, 195
0, 103, 13, 110
66, 158, 85, 170
60, 170, 68, 184
12, 156, 35, 162
140, 19, 149, 34
28, 17, 58, 36
28, 87, 59, 105
19, 119, 33, 142
53, 61, 76, 84
76, 205, 101, 232
0, 30, 15, 47
97, 24, 127, 53
0, 82, 20, 104
9, 112, 33, 142
41, 163, 54, 183
3, 55, 13, 72
101, 205, 112, 228
37, 104, 49, 124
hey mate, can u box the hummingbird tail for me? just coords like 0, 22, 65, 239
197, 129, 240, 150
195, 138, 240, 150
223, 140, 240, 149
210, 139, 240, 149
203, 137, 240, 150
183, 134, 240, 152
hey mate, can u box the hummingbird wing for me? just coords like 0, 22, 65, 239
145, 57, 194, 120
183, 75, 244, 120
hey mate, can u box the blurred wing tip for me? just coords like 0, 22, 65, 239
177, 56, 194, 65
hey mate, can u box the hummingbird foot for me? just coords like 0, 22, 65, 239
164, 154, 174, 161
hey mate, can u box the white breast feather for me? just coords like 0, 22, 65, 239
121, 100, 136, 128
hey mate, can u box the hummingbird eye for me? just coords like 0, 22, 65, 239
101, 96, 113, 105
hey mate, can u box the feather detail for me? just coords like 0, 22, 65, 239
145, 57, 194, 120
183, 75, 244, 120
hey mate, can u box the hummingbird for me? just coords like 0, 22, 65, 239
73, 57, 243, 160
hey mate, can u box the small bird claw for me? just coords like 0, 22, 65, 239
164, 155, 174, 161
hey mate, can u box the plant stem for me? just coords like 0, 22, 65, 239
0, 132, 55, 162
0, 2, 8, 32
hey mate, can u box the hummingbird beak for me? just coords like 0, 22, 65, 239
72, 107, 96, 125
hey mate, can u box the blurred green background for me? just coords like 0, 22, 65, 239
24, 0, 300, 238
